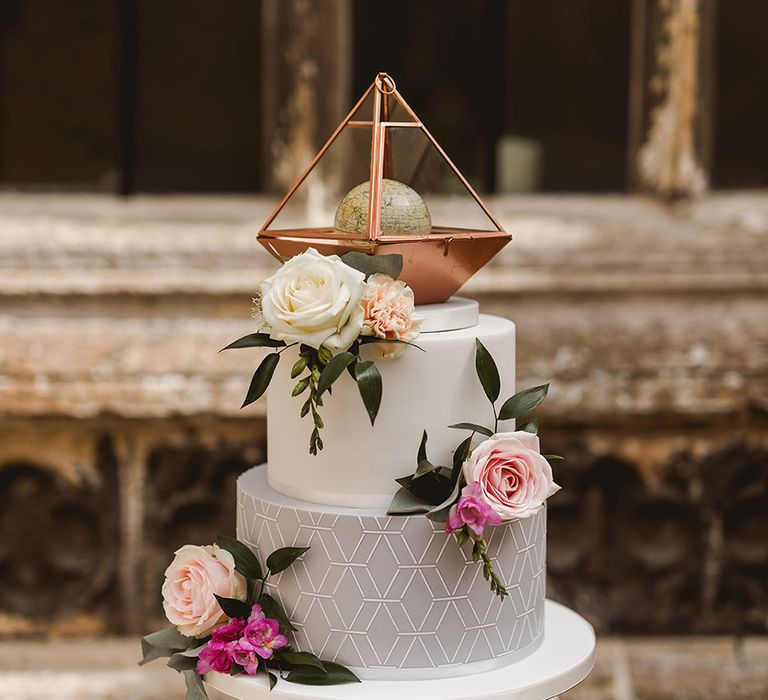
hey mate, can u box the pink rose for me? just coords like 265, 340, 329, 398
161, 544, 247, 638
361, 274, 422, 352
445, 481, 503, 538
196, 640, 235, 675
462, 431, 560, 520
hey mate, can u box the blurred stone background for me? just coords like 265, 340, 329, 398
0, 1, 767, 698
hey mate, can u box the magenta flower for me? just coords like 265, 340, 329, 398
211, 617, 247, 643
196, 640, 235, 675
240, 617, 289, 660
445, 481, 503, 538
231, 642, 262, 676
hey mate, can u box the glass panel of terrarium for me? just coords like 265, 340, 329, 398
382, 92, 419, 124
265, 125, 373, 235
380, 126, 500, 234
346, 85, 376, 124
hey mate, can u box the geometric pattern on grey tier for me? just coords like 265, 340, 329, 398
236, 466, 547, 680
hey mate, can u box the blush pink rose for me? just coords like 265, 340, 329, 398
361, 274, 422, 351
462, 431, 560, 520
162, 544, 247, 638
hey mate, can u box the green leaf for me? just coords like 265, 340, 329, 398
291, 356, 307, 378
292, 377, 310, 396
216, 535, 263, 581
266, 546, 310, 575
544, 454, 565, 461
518, 417, 539, 434
341, 251, 403, 280
140, 627, 193, 665
241, 352, 280, 408
414, 458, 442, 478
213, 594, 251, 620
498, 384, 549, 421
168, 652, 199, 672
354, 360, 382, 425
268, 671, 278, 690
358, 336, 425, 352
317, 352, 356, 396
417, 430, 428, 465
387, 487, 432, 515
286, 660, 360, 685
258, 593, 296, 632
279, 651, 326, 671
448, 422, 493, 437
425, 477, 464, 524
317, 345, 334, 365
452, 435, 473, 472
220, 333, 285, 351
409, 471, 452, 505
475, 339, 500, 404
183, 670, 208, 700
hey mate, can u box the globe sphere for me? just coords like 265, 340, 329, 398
334, 179, 432, 237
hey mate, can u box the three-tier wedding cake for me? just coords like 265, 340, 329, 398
141, 74, 561, 699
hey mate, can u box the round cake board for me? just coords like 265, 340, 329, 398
203, 600, 595, 700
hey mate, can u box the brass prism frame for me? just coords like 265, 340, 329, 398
257, 73, 511, 304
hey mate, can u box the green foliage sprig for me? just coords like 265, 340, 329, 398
388, 338, 557, 599
222, 253, 421, 455
140, 536, 359, 698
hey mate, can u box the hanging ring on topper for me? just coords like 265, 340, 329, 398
375, 72, 396, 95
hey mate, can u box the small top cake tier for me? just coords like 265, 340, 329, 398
266, 299, 516, 508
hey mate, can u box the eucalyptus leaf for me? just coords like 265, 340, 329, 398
168, 652, 199, 672
220, 333, 285, 351
213, 594, 251, 620
317, 352, 356, 396
183, 670, 208, 700
216, 535, 263, 581
140, 627, 193, 665
286, 660, 360, 685
341, 251, 403, 280
387, 487, 432, 515
279, 651, 326, 671
498, 384, 549, 421
258, 593, 297, 632
267, 546, 310, 575
518, 417, 539, 434
241, 352, 280, 408
475, 339, 500, 404
448, 422, 493, 437
354, 360, 382, 425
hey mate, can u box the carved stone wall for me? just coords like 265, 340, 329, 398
0, 193, 766, 637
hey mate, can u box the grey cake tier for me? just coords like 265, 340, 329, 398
237, 466, 546, 680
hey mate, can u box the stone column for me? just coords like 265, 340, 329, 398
627, 0, 716, 198
261, 0, 352, 194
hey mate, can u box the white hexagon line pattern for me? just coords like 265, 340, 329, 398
236, 473, 546, 672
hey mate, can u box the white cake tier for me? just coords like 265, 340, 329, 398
266, 304, 516, 508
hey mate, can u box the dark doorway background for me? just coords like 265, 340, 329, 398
0, 0, 766, 193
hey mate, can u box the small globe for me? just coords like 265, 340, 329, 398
334, 179, 432, 237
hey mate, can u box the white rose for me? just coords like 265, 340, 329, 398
258, 248, 366, 350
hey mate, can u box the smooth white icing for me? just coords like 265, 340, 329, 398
266, 312, 515, 508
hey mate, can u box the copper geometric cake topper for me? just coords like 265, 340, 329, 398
257, 73, 511, 304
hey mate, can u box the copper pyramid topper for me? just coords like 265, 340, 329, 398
257, 73, 511, 304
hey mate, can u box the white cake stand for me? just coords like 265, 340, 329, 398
204, 600, 595, 700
